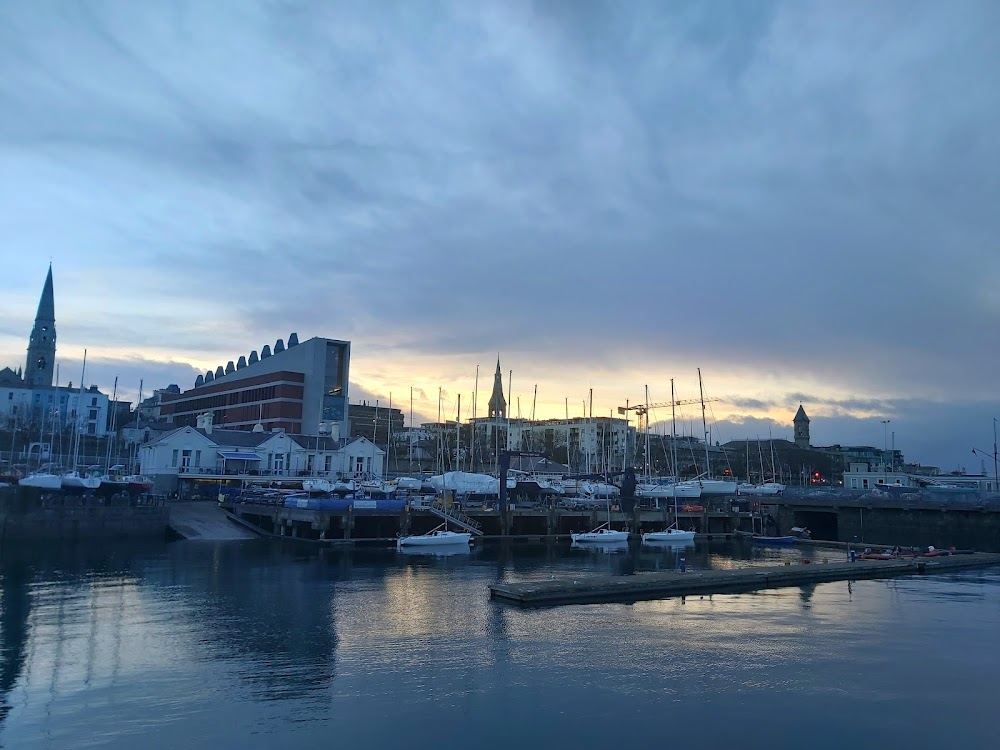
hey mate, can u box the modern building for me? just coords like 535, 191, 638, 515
158, 335, 350, 437
138, 412, 384, 494
1, 266, 110, 437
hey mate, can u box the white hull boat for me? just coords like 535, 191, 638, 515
696, 479, 740, 496
61, 472, 101, 491
395, 477, 423, 491
637, 482, 702, 499
428, 472, 500, 496
737, 482, 785, 496
642, 528, 696, 543
19, 472, 63, 490
570, 527, 630, 543
302, 478, 333, 494
397, 529, 472, 548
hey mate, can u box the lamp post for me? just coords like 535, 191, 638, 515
881, 419, 891, 473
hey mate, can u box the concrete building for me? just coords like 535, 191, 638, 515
158, 335, 350, 437
138, 413, 384, 494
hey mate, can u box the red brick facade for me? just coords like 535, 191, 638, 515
161, 371, 305, 432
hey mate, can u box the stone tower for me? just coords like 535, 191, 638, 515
793, 404, 810, 449
25, 264, 56, 387
487, 358, 506, 419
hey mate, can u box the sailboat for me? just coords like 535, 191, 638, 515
643, 379, 696, 543
397, 521, 472, 548
693, 368, 739, 496
61, 350, 101, 492
571, 491, 629, 543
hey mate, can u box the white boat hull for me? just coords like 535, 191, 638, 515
642, 529, 696, 542
62, 473, 101, 490
397, 531, 472, 547
19, 473, 63, 490
697, 479, 740, 496
738, 482, 785, 496
302, 479, 333, 494
570, 529, 630, 543
637, 482, 702, 499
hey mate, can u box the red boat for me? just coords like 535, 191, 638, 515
126, 475, 153, 493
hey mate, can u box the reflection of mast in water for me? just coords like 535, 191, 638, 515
43, 584, 70, 743
0, 560, 32, 727
110, 577, 126, 685
83, 576, 101, 690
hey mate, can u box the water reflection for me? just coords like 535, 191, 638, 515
0, 539, 996, 749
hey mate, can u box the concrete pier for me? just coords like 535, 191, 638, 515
488, 553, 1000, 607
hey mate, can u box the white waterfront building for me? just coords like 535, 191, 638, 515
139, 414, 385, 494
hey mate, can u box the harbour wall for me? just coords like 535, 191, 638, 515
0, 486, 169, 541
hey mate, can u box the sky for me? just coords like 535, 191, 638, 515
1, 0, 998, 471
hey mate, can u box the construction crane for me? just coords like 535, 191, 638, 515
617, 396, 721, 442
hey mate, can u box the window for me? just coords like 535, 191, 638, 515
273, 454, 285, 474
87, 424, 95, 435
171, 449, 179, 468
181, 450, 191, 470
89, 409, 97, 420
194, 450, 201, 467
325, 455, 332, 472
91, 397, 97, 406
355, 456, 364, 474
850, 478, 858, 489
862, 479, 869, 489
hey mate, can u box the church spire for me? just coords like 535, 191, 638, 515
25, 264, 56, 387
488, 356, 506, 419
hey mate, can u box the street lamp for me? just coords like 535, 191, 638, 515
881, 419, 891, 472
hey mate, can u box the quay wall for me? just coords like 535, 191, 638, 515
776, 503, 1000, 552
0, 486, 169, 541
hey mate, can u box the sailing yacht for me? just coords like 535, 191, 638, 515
397, 522, 471, 548
642, 379, 697, 543
19, 472, 63, 490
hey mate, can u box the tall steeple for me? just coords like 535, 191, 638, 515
25, 264, 56, 387
793, 404, 810, 449
487, 357, 506, 419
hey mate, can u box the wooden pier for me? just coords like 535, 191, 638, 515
488, 553, 1000, 607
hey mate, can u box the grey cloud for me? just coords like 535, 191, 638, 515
1, 1, 998, 461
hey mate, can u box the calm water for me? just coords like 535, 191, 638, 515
0, 538, 997, 749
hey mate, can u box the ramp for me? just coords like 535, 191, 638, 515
428, 501, 483, 535
169, 501, 259, 540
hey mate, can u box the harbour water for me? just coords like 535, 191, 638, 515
0, 539, 996, 749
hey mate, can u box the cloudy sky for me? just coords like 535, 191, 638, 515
1, 0, 998, 470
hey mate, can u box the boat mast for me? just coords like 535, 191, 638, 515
72, 349, 87, 473
768, 426, 777, 481
698, 368, 710, 480
455, 394, 461, 473
671, 378, 680, 526
588, 389, 593, 474
436, 388, 443, 474
105, 376, 118, 471
472, 366, 478, 473
644, 385, 651, 481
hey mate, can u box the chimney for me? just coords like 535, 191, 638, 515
196, 412, 214, 434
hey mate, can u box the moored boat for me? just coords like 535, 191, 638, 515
570, 525, 630, 543
302, 478, 333, 494
61, 470, 101, 491
642, 527, 696, 543
397, 526, 472, 548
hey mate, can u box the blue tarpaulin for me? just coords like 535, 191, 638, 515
218, 451, 261, 461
